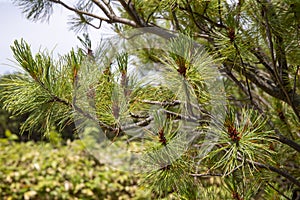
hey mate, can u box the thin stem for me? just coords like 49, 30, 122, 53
121, 116, 153, 130
233, 43, 253, 102
292, 66, 299, 100
245, 159, 300, 188
51, 0, 138, 27
267, 182, 292, 200
190, 173, 223, 177
259, 0, 300, 120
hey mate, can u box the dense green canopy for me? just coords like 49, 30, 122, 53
0, 0, 299, 199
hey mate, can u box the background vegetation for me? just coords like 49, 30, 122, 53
0, 137, 151, 200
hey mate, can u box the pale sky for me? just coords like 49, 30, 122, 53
0, 0, 114, 74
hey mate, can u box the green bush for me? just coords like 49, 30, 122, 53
0, 139, 151, 200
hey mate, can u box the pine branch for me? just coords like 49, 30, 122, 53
250, 47, 275, 79
259, 0, 300, 120
171, 3, 181, 31
140, 99, 209, 114
225, 68, 300, 153
270, 133, 300, 153
267, 182, 292, 200
292, 66, 299, 100
121, 116, 153, 130
244, 159, 300, 188
162, 109, 199, 122
190, 173, 223, 177
179, 4, 227, 30
140, 99, 181, 106
92, 0, 116, 16
117, 0, 146, 27
215, 143, 300, 188
225, 60, 300, 117
50, 0, 138, 27
233, 42, 253, 102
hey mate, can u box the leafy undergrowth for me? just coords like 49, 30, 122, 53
0, 139, 151, 200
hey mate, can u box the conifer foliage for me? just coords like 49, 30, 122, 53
1, 0, 300, 199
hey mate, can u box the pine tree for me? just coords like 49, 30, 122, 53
1, 0, 299, 199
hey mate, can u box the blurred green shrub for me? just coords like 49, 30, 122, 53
0, 139, 151, 200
